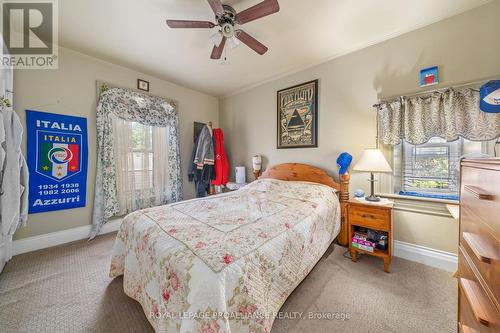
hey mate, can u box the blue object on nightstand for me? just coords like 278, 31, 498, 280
354, 189, 365, 198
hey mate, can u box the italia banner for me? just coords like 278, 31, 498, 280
26, 110, 88, 213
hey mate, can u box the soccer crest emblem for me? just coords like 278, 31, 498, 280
37, 131, 82, 181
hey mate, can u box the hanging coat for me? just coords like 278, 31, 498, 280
193, 125, 214, 171
211, 128, 228, 186
188, 125, 215, 197
0, 109, 29, 237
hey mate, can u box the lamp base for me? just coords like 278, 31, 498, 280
365, 194, 381, 202
365, 172, 380, 202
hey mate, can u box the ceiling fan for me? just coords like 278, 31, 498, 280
166, 0, 280, 60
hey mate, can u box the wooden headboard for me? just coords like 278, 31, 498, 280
259, 163, 350, 201
259, 163, 351, 246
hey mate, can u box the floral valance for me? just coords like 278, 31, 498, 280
98, 87, 177, 127
91, 87, 182, 239
377, 88, 500, 145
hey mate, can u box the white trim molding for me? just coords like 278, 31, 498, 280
394, 240, 457, 272
379, 193, 457, 217
13, 219, 122, 256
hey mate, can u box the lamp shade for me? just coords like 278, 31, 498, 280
353, 149, 392, 173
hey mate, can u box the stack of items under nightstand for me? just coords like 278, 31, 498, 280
351, 228, 388, 253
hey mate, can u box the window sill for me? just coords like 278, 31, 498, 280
379, 193, 458, 205
378, 193, 458, 218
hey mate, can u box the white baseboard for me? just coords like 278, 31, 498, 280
12, 219, 122, 256
393, 240, 457, 272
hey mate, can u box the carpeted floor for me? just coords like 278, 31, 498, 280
0, 232, 457, 333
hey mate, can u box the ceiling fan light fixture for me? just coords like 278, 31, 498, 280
228, 36, 240, 49
210, 31, 223, 47
221, 23, 235, 38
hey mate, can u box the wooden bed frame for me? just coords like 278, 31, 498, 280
259, 163, 350, 246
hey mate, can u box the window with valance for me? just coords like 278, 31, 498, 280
377, 87, 500, 200
91, 87, 182, 238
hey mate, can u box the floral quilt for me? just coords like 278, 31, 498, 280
110, 179, 341, 333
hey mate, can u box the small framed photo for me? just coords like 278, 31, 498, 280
137, 79, 150, 92
419, 66, 439, 87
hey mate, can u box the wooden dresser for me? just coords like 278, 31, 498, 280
458, 158, 500, 333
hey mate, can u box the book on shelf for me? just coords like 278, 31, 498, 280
351, 242, 374, 252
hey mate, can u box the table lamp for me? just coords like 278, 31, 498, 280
252, 155, 262, 179
353, 149, 392, 202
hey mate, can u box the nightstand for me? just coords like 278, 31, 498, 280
348, 198, 394, 273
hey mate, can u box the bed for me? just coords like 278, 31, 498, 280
109, 163, 350, 333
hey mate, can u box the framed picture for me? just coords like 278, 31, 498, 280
277, 79, 318, 149
137, 79, 150, 92
419, 66, 439, 87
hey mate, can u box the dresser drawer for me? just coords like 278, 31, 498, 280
459, 247, 500, 332
460, 208, 500, 306
459, 287, 496, 333
348, 204, 390, 230
461, 166, 500, 236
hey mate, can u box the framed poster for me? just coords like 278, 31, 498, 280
277, 79, 318, 149
26, 110, 88, 213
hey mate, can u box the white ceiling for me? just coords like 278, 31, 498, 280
59, 0, 491, 97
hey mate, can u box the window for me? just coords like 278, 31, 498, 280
394, 137, 483, 200
128, 122, 154, 190
112, 116, 171, 214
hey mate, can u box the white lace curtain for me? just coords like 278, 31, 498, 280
91, 87, 182, 238
112, 115, 174, 215
377, 88, 500, 145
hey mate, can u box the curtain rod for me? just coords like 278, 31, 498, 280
372, 76, 499, 108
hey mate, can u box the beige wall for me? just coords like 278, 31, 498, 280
220, 2, 500, 253
13, 47, 219, 240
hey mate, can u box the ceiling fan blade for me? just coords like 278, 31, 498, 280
207, 0, 225, 17
236, 0, 280, 25
166, 20, 215, 28
236, 30, 268, 55
211, 36, 227, 59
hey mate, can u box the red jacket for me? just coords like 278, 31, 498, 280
211, 128, 229, 186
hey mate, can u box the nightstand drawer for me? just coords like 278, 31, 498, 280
349, 205, 390, 230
